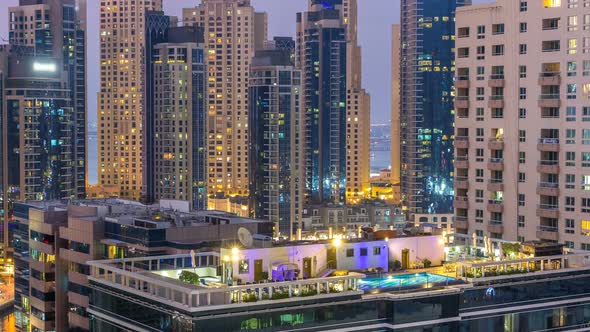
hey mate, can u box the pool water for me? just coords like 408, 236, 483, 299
358, 272, 455, 291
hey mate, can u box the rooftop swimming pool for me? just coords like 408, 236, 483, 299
358, 272, 456, 291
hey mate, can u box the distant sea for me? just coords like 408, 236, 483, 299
371, 150, 390, 175
86, 133, 391, 185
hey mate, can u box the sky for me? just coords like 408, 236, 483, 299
0, 0, 487, 124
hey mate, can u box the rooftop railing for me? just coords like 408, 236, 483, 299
88, 253, 365, 312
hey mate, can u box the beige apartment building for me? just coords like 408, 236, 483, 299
182, 0, 267, 212
98, 0, 163, 200
455, 0, 590, 249
343, 0, 372, 204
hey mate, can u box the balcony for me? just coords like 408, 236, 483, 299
487, 158, 504, 171
542, 40, 560, 53
537, 138, 560, 152
536, 204, 559, 219
538, 94, 561, 108
30, 296, 55, 313
454, 196, 469, 209
29, 277, 55, 293
487, 179, 504, 191
536, 225, 559, 241
488, 75, 505, 87
542, 18, 560, 30
30, 316, 56, 332
455, 96, 469, 109
68, 312, 90, 331
488, 95, 505, 108
455, 136, 469, 149
488, 138, 504, 150
537, 182, 560, 196
455, 176, 469, 190
538, 72, 561, 85
454, 216, 468, 229
537, 160, 560, 173
455, 155, 469, 169
455, 76, 470, 88
487, 200, 504, 213
487, 220, 504, 234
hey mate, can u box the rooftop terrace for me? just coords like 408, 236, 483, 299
88, 252, 365, 313
88, 250, 590, 317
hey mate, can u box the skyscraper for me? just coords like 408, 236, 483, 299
343, 0, 371, 204
391, 24, 401, 185
297, 0, 348, 204
3, 0, 87, 263
455, 0, 590, 249
151, 27, 207, 211
98, 0, 163, 201
183, 0, 267, 214
6, 0, 87, 200
400, 0, 470, 218
144, 10, 176, 204
249, 39, 303, 239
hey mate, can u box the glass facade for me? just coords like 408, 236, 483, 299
145, 11, 174, 204
104, 222, 166, 248
400, 0, 471, 216
6, 81, 74, 201
3, 1, 87, 264
299, 4, 348, 204
249, 46, 301, 238
190, 47, 206, 211
13, 203, 31, 331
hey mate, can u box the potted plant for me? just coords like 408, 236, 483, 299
178, 271, 200, 285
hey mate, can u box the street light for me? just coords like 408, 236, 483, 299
332, 238, 342, 248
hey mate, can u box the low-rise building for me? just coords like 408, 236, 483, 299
302, 202, 404, 232
13, 199, 272, 331
219, 235, 444, 284
413, 213, 455, 233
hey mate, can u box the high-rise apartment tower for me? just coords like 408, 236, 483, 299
98, 0, 163, 200
249, 40, 303, 239
400, 0, 471, 218
455, 0, 590, 249
182, 0, 267, 213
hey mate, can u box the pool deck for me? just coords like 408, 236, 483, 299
384, 266, 458, 279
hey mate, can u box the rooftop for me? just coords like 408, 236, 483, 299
88, 253, 364, 313
88, 251, 590, 314
16, 199, 269, 229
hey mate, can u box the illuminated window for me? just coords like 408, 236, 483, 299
568, 38, 577, 54
543, 0, 561, 7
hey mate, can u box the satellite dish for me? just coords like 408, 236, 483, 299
238, 227, 253, 247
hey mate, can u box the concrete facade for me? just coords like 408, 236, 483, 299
455, 0, 590, 249
182, 0, 267, 208
221, 235, 442, 283
98, 0, 163, 200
